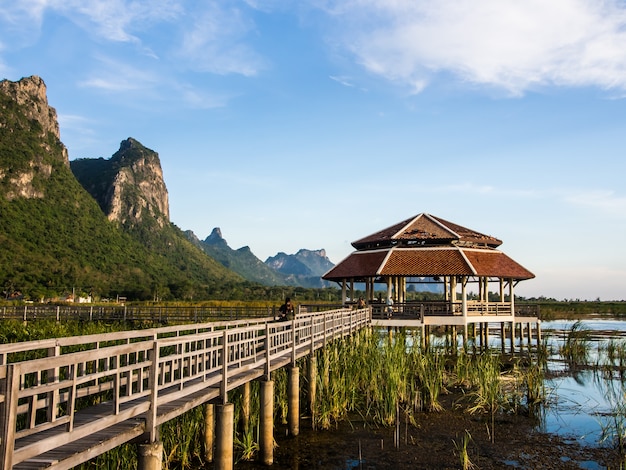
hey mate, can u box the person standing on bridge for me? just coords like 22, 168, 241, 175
279, 297, 295, 321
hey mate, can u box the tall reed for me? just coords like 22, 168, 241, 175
465, 353, 505, 443
560, 320, 592, 366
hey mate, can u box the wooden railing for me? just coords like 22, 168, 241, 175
0, 308, 370, 470
371, 301, 539, 319
0, 304, 277, 323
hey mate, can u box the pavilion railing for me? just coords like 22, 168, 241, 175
371, 301, 539, 320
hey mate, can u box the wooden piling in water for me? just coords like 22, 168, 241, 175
204, 403, 214, 463
308, 356, 317, 419
288, 366, 300, 436
242, 382, 251, 433
260, 380, 274, 466
215, 403, 234, 470
137, 441, 163, 470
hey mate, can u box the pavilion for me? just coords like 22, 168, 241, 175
322, 213, 540, 348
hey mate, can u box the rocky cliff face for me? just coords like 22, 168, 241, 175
0, 75, 69, 200
71, 138, 170, 228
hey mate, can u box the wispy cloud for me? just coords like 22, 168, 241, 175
563, 189, 626, 217
78, 55, 160, 92
329, 75, 354, 87
177, 84, 232, 109
316, 0, 626, 95
435, 183, 626, 218
0, 1, 264, 76
0, 1, 181, 44
176, 3, 265, 76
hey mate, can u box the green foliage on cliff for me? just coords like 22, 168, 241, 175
0, 84, 244, 301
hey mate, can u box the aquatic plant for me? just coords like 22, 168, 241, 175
560, 320, 591, 366
465, 353, 506, 443
453, 429, 477, 470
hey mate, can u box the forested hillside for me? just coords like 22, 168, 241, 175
0, 76, 245, 301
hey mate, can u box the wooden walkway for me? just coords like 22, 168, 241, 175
0, 308, 370, 470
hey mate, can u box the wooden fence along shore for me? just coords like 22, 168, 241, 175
0, 308, 370, 470
0, 304, 279, 324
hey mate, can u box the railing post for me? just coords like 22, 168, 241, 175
264, 323, 271, 380
291, 316, 296, 365
221, 330, 228, 403
1, 364, 20, 470
147, 340, 160, 442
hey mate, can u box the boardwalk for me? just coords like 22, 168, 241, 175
0, 308, 370, 470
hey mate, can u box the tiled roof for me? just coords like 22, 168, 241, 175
462, 249, 534, 279
351, 213, 502, 250
322, 246, 534, 281
323, 250, 389, 279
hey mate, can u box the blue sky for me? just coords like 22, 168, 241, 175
1, 1, 625, 301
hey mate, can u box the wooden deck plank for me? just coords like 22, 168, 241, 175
13, 419, 145, 470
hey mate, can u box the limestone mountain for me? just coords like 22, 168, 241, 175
266, 249, 334, 276
186, 228, 298, 286
71, 138, 169, 229
186, 229, 336, 288
0, 75, 242, 301
264, 249, 334, 288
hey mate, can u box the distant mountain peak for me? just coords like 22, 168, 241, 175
205, 227, 228, 248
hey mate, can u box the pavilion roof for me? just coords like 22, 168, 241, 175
322, 246, 535, 281
324, 213, 534, 282
351, 213, 502, 250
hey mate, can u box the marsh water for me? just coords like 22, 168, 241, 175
540, 316, 626, 449
237, 315, 626, 469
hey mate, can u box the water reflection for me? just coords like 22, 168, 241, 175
541, 318, 626, 448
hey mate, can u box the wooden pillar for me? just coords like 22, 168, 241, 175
215, 403, 234, 470
510, 279, 515, 319
536, 320, 542, 345
204, 403, 215, 463
308, 356, 317, 420
461, 277, 468, 318
341, 280, 347, 305
242, 382, 251, 433
451, 326, 457, 352
510, 321, 515, 353
288, 366, 300, 436
500, 323, 506, 353
260, 380, 274, 466
137, 442, 163, 470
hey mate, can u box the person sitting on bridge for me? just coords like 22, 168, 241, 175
278, 297, 295, 321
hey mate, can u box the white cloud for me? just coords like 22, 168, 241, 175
317, 0, 626, 94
